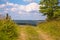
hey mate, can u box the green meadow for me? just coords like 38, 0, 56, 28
17, 20, 60, 40
0, 17, 60, 40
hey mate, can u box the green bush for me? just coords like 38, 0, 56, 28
0, 20, 18, 40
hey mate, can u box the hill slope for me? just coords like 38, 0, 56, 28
37, 20, 60, 40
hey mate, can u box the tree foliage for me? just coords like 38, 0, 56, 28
39, 0, 60, 20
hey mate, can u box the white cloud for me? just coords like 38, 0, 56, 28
0, 13, 2, 14
0, 4, 6, 8
6, 2, 15, 6
0, 2, 39, 14
26, 3, 39, 12
5, 8, 9, 11
0, 2, 39, 15
0, 2, 46, 20
18, 5, 25, 11
2, 2, 39, 12
11, 8, 17, 12
18, 11, 22, 14
23, 0, 34, 2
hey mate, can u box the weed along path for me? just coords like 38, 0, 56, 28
17, 25, 54, 40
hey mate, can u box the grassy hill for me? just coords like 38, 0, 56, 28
0, 19, 18, 40
37, 20, 60, 40
0, 19, 60, 40
17, 20, 60, 40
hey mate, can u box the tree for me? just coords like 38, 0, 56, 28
39, 0, 60, 20
6, 13, 11, 20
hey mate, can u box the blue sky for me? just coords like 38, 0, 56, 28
0, 0, 46, 20
0, 0, 40, 4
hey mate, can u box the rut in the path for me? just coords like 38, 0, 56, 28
36, 30, 54, 40
17, 26, 54, 40
17, 27, 27, 40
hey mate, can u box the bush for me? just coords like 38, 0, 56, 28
0, 19, 18, 40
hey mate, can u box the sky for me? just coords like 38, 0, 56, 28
0, 0, 46, 20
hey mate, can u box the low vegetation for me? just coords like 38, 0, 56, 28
0, 19, 18, 40
37, 20, 60, 40
25, 27, 39, 40
17, 26, 44, 40
0, 14, 60, 40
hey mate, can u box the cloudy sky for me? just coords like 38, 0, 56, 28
0, 0, 46, 20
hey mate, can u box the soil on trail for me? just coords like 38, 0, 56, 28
17, 26, 54, 40
36, 30, 54, 40
17, 27, 27, 40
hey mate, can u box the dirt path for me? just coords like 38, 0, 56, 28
36, 30, 54, 40
17, 27, 27, 40
20, 28, 26, 40
17, 25, 54, 40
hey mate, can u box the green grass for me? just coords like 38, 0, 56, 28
17, 20, 60, 40
37, 20, 60, 40
25, 27, 40, 40
0, 20, 18, 40
0, 19, 60, 40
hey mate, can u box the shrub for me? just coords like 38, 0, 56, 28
0, 19, 18, 40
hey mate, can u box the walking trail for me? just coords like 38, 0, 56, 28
17, 26, 54, 40
36, 30, 54, 40
17, 27, 27, 40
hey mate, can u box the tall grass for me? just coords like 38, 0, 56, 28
25, 27, 40, 40
0, 19, 18, 40
37, 20, 60, 40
